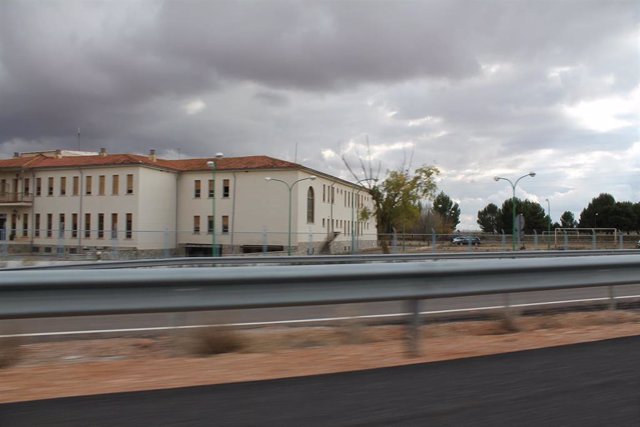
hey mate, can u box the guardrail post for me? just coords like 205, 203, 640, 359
592, 230, 597, 250
608, 286, 616, 311
406, 299, 421, 357
619, 234, 624, 250
501, 230, 506, 250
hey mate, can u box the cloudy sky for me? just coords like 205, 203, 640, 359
1, 1, 638, 229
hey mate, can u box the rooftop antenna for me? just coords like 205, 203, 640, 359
77, 127, 81, 150
294, 142, 298, 163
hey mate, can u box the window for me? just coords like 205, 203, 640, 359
111, 213, 118, 239
208, 179, 214, 198
72, 213, 78, 238
307, 186, 315, 223
84, 213, 91, 238
47, 177, 54, 196
46, 213, 53, 238
24, 178, 30, 195
99, 175, 105, 196
222, 215, 229, 233
194, 180, 201, 198
35, 214, 40, 237
36, 178, 42, 196
126, 174, 134, 194
60, 177, 66, 196
86, 176, 92, 195
125, 213, 132, 239
112, 175, 119, 195
193, 215, 200, 234
207, 216, 213, 234
322, 185, 326, 203
223, 179, 230, 198
73, 176, 79, 196
59, 214, 65, 238
22, 214, 28, 237
97, 213, 104, 238
0, 179, 6, 196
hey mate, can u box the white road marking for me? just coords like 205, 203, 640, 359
2, 294, 639, 339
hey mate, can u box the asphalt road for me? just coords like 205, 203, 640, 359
2, 336, 639, 426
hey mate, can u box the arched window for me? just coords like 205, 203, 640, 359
307, 186, 315, 224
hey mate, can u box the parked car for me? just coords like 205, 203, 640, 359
636, 239, 640, 249
452, 236, 481, 246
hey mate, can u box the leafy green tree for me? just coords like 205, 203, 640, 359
493, 198, 548, 235
579, 193, 616, 228
370, 166, 440, 240
477, 203, 499, 233
610, 201, 637, 233
433, 191, 461, 233
560, 211, 577, 228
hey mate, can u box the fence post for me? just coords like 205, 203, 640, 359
563, 231, 568, 250
57, 223, 65, 257
111, 232, 119, 260
1, 229, 7, 257
501, 230, 506, 250
592, 229, 597, 250
262, 226, 268, 256
431, 228, 436, 254
392, 229, 398, 254
406, 299, 421, 357
163, 228, 170, 258
533, 230, 538, 249
619, 233, 624, 250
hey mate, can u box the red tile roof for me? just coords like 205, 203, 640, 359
0, 153, 301, 172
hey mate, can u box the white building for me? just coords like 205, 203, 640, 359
0, 149, 377, 257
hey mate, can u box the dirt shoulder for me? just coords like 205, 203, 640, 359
1, 311, 640, 404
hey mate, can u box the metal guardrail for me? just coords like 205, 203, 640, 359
2, 254, 639, 354
3, 249, 640, 270
2, 255, 639, 319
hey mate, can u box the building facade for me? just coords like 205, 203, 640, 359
0, 149, 377, 257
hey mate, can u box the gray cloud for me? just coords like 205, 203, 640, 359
0, 0, 638, 228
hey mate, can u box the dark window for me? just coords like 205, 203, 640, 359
307, 186, 315, 223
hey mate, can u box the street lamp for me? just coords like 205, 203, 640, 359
494, 172, 536, 251
351, 178, 377, 254
545, 198, 551, 250
265, 175, 316, 256
206, 153, 223, 257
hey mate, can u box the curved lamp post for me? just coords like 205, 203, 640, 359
351, 178, 377, 254
265, 175, 316, 256
494, 172, 536, 251
206, 153, 223, 257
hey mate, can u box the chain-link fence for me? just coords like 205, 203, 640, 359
0, 227, 637, 262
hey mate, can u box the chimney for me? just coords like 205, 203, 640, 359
99, 148, 107, 157
54, 149, 62, 159
13, 152, 20, 158
149, 149, 157, 162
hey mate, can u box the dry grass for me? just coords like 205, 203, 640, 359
0, 337, 22, 368
185, 327, 246, 356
